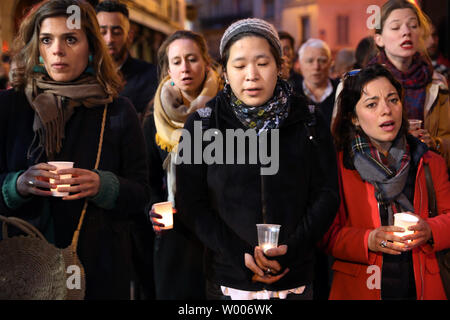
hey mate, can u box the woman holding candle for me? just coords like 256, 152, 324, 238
369, 0, 450, 169
325, 64, 450, 300
143, 30, 222, 299
0, 0, 149, 299
175, 18, 340, 300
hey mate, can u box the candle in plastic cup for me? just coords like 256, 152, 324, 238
48, 161, 74, 197
256, 224, 281, 253
153, 201, 174, 230
408, 119, 422, 131
394, 213, 419, 242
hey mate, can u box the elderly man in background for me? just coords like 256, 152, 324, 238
297, 38, 339, 128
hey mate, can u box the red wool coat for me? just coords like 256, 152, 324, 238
323, 151, 450, 300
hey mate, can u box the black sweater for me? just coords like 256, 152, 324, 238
120, 55, 158, 116
175, 91, 340, 291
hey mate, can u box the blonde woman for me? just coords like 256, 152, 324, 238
143, 30, 221, 299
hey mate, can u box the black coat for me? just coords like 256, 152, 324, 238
119, 55, 158, 299
0, 89, 149, 299
120, 55, 158, 116
175, 91, 340, 292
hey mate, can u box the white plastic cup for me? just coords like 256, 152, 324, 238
256, 224, 281, 253
48, 161, 74, 197
153, 201, 174, 230
394, 213, 419, 241
408, 119, 423, 131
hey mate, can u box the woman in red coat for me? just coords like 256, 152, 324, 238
325, 64, 450, 300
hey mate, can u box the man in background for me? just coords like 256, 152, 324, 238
278, 31, 302, 91
96, 0, 157, 123
426, 22, 449, 82
297, 38, 339, 128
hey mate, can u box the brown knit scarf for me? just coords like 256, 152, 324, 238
25, 73, 113, 160
154, 69, 221, 152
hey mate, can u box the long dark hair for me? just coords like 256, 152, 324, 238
332, 64, 409, 158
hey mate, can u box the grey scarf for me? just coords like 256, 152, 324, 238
352, 133, 414, 225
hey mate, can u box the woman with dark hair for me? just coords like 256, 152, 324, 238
143, 30, 222, 299
175, 18, 339, 300
354, 36, 377, 69
324, 64, 450, 300
0, 0, 149, 299
370, 0, 450, 169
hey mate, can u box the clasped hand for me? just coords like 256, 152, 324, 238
244, 245, 289, 284
17, 163, 100, 200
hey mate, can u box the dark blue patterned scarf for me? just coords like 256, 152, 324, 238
224, 79, 291, 135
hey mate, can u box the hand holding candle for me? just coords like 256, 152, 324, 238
256, 224, 281, 254
394, 212, 419, 240
48, 161, 74, 197
16, 163, 59, 197
396, 212, 433, 249
150, 202, 174, 234
244, 242, 289, 284
408, 119, 422, 132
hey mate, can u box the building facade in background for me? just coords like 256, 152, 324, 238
189, 0, 447, 61
1, 0, 447, 65
190, 0, 387, 59
282, 0, 387, 54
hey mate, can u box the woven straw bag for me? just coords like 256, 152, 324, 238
0, 215, 85, 299
0, 105, 107, 300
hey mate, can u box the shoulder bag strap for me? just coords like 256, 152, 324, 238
423, 162, 438, 218
70, 104, 108, 252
